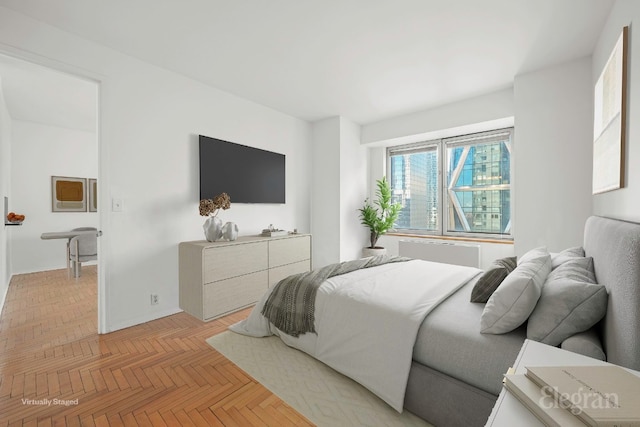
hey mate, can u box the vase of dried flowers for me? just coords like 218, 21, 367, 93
203, 217, 223, 242
199, 193, 231, 242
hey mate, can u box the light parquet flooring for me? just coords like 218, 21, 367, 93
0, 267, 314, 426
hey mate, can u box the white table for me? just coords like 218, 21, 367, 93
485, 339, 638, 426
40, 230, 97, 240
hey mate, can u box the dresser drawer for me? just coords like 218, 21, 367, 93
203, 270, 268, 320
204, 241, 268, 283
268, 260, 311, 288
269, 235, 311, 268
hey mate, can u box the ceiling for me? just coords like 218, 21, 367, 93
0, 0, 614, 126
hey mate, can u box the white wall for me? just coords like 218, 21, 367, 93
592, 0, 640, 222
311, 116, 368, 266
361, 88, 514, 146
311, 117, 341, 267
513, 57, 593, 255
0, 7, 312, 332
0, 76, 11, 311
10, 120, 98, 274
339, 118, 368, 261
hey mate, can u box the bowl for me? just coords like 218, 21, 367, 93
6, 213, 25, 224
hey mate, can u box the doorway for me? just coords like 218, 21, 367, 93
0, 52, 103, 332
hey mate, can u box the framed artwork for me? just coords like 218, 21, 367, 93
88, 178, 97, 212
593, 26, 628, 195
52, 176, 87, 212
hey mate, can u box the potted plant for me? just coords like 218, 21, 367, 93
358, 176, 402, 257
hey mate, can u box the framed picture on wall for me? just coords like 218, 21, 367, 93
88, 178, 97, 212
593, 26, 628, 194
52, 176, 87, 212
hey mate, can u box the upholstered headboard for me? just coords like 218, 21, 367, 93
583, 216, 640, 370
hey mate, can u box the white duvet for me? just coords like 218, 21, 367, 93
230, 259, 481, 412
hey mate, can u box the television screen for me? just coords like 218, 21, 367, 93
199, 135, 286, 204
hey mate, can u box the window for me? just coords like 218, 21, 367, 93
388, 128, 513, 238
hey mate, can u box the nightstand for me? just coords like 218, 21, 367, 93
485, 339, 640, 426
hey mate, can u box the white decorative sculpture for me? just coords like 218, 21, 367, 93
222, 222, 239, 241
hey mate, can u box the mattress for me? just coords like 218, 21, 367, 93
412, 278, 526, 395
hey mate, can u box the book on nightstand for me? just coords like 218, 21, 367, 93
503, 374, 586, 427
525, 365, 640, 427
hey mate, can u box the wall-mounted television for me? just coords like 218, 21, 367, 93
199, 135, 286, 204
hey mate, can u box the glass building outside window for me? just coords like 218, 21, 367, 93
388, 128, 513, 238
389, 145, 439, 232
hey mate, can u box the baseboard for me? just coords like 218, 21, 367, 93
0, 274, 11, 316
105, 307, 184, 333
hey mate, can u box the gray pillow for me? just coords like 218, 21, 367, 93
561, 328, 606, 361
481, 247, 551, 334
527, 272, 608, 346
470, 256, 517, 303
547, 256, 596, 284
551, 246, 585, 269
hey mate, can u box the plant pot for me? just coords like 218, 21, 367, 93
362, 247, 387, 258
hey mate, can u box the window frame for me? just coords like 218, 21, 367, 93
387, 127, 514, 240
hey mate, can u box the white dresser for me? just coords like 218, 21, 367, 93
179, 234, 311, 321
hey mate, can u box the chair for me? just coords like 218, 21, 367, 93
67, 232, 97, 278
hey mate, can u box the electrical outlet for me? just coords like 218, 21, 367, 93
150, 294, 159, 305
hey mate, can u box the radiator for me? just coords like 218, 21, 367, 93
399, 240, 481, 268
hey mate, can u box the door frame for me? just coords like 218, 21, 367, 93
0, 43, 109, 333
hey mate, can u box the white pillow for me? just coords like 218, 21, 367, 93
547, 256, 596, 284
551, 246, 585, 269
481, 247, 551, 334
527, 257, 607, 346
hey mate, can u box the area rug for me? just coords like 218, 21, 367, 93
206, 331, 431, 427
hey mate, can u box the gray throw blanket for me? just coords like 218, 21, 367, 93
261, 255, 411, 337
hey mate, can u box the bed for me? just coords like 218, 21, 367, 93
230, 216, 640, 426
